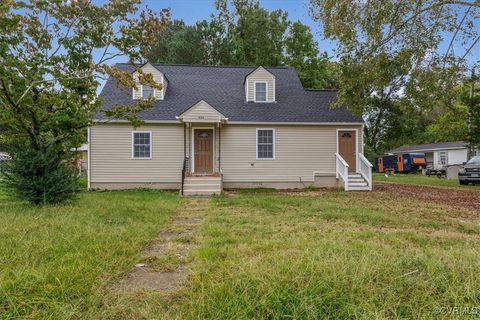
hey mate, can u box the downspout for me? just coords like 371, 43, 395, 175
183, 122, 186, 161
188, 124, 191, 172
181, 122, 186, 195
87, 127, 91, 190
218, 124, 221, 173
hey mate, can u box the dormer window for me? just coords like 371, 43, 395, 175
244, 66, 275, 103
132, 62, 168, 100
142, 85, 154, 99
254, 81, 267, 102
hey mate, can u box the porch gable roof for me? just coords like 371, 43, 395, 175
177, 100, 227, 123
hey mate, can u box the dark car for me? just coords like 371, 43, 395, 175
459, 156, 480, 185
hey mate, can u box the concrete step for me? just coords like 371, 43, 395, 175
183, 189, 221, 196
183, 176, 222, 196
184, 183, 222, 191
184, 177, 222, 184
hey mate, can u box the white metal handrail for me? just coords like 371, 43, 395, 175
335, 153, 349, 191
358, 153, 373, 191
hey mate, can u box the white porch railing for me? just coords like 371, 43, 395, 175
358, 153, 373, 191
335, 153, 350, 191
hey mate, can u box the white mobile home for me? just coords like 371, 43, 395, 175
389, 141, 470, 170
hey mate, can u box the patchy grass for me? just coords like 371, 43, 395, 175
236, 188, 278, 194
163, 192, 480, 319
102, 191, 480, 319
373, 172, 480, 190
2, 187, 480, 319
0, 188, 181, 319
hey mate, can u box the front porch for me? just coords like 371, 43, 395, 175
178, 100, 227, 195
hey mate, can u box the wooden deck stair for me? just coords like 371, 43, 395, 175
182, 176, 222, 196
347, 173, 370, 191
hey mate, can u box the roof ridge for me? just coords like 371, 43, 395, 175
389, 141, 467, 152
114, 62, 291, 69
400, 140, 466, 147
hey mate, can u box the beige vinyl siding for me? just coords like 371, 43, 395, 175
182, 101, 225, 123
90, 123, 183, 183
90, 123, 364, 187
220, 124, 363, 183
133, 63, 165, 100
246, 67, 275, 102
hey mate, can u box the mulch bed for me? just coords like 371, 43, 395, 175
374, 182, 480, 212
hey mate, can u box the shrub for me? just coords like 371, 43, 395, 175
1, 145, 81, 205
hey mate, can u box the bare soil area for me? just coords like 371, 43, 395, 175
375, 182, 480, 212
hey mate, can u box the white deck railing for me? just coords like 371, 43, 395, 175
335, 153, 350, 191
358, 153, 373, 191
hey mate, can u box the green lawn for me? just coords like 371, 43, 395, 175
0, 188, 182, 319
2, 188, 480, 319
373, 172, 480, 190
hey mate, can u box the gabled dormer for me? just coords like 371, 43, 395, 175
132, 62, 168, 100
244, 66, 275, 103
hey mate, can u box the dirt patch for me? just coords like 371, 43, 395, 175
173, 216, 202, 225
115, 198, 209, 293
375, 182, 480, 212
117, 266, 186, 292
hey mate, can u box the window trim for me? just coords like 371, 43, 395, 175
253, 81, 268, 102
256, 128, 275, 160
141, 84, 155, 100
131, 131, 152, 160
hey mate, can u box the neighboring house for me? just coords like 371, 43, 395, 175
73, 144, 88, 175
389, 141, 470, 170
89, 63, 372, 195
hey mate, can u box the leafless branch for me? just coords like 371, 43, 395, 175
461, 35, 480, 60
369, 0, 480, 55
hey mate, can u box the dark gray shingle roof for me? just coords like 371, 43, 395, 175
98, 63, 363, 123
389, 141, 467, 153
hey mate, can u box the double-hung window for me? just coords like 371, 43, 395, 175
142, 85, 154, 99
132, 132, 152, 159
256, 129, 275, 159
254, 81, 267, 102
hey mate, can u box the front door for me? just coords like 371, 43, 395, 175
194, 129, 213, 174
338, 130, 357, 172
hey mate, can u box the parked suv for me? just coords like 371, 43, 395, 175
459, 156, 480, 185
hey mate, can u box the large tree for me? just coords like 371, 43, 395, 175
310, 0, 480, 152
145, 0, 338, 89
284, 21, 338, 89
0, 0, 167, 204
215, 0, 289, 66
